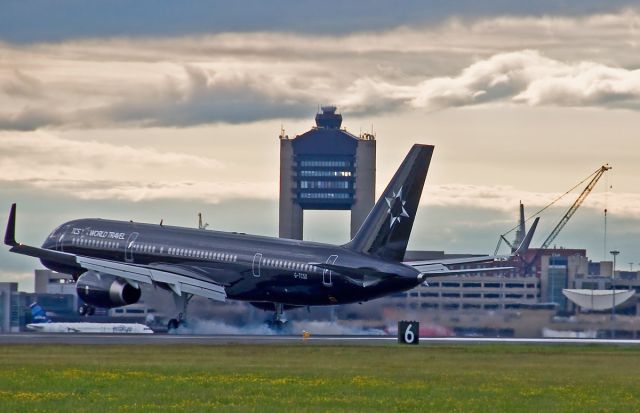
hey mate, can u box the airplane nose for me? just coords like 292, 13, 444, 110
41, 238, 56, 250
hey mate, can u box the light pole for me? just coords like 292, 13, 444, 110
610, 250, 620, 339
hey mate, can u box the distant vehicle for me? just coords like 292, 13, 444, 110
26, 302, 153, 334
6, 145, 536, 331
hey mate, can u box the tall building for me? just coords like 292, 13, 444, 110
0, 282, 18, 332
279, 106, 376, 240
540, 253, 588, 312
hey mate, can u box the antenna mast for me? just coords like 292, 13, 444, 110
198, 213, 209, 230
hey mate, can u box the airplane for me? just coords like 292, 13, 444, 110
26, 302, 154, 334
4, 144, 537, 330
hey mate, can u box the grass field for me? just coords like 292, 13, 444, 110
0, 343, 639, 412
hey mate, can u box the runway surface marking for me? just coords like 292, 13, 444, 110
1, 334, 640, 345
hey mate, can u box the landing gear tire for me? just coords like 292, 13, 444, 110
267, 303, 289, 332
267, 319, 289, 331
78, 304, 94, 317
168, 295, 193, 334
167, 318, 180, 332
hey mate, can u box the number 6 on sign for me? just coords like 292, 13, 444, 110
398, 320, 419, 345
404, 324, 415, 343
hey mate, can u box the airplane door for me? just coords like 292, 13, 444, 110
56, 233, 65, 252
323, 255, 338, 286
252, 253, 262, 277
125, 232, 139, 263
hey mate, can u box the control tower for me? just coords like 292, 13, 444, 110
279, 106, 376, 240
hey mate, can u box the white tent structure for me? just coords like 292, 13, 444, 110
562, 289, 635, 311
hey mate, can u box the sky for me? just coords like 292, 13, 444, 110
1, 1, 639, 290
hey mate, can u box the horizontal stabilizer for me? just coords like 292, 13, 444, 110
417, 266, 514, 279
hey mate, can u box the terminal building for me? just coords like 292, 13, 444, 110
279, 106, 376, 240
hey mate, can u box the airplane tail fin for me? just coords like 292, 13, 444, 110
513, 217, 539, 256
344, 144, 433, 261
5, 203, 17, 247
29, 302, 51, 324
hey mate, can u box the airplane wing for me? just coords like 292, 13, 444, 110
76, 256, 226, 301
405, 217, 539, 278
4, 204, 226, 302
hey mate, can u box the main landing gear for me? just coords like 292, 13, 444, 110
78, 303, 95, 316
267, 303, 289, 331
167, 293, 193, 333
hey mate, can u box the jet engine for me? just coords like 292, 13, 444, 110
76, 271, 141, 308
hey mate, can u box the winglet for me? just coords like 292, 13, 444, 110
514, 217, 539, 256
4, 203, 17, 247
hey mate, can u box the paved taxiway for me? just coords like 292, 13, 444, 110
2, 333, 640, 346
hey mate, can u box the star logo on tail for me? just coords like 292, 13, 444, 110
385, 186, 410, 229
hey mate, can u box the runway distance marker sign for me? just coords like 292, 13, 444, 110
398, 320, 419, 345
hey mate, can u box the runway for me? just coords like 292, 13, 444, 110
2, 333, 640, 346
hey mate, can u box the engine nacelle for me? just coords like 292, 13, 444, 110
76, 271, 141, 308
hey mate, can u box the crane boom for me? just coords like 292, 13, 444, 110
540, 164, 611, 249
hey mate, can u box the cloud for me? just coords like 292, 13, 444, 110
102, 66, 314, 127
0, 131, 222, 181
25, 179, 276, 203
1, 0, 636, 43
425, 183, 640, 219
0, 131, 274, 203
341, 50, 640, 112
2, 132, 636, 218
1, 10, 639, 129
